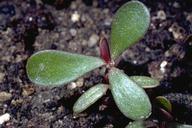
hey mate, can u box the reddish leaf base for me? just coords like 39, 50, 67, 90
99, 37, 111, 64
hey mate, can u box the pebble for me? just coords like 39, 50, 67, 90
76, 78, 84, 88
157, 10, 166, 20
11, 99, 23, 106
160, 60, 168, 73
0, 92, 12, 102
0, 113, 10, 125
67, 82, 77, 90
168, 23, 185, 40
69, 28, 77, 36
22, 86, 35, 96
71, 11, 80, 22
88, 34, 99, 47
104, 18, 112, 26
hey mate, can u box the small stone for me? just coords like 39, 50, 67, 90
71, 11, 80, 22
15, 54, 28, 63
0, 113, 11, 125
160, 61, 168, 73
11, 99, 23, 106
15, 55, 23, 62
104, 18, 112, 26
157, 10, 166, 20
22, 86, 35, 96
88, 34, 99, 47
67, 82, 77, 90
0, 92, 12, 102
76, 78, 84, 88
148, 61, 165, 80
168, 23, 185, 40
69, 28, 77, 36
133, 60, 137, 64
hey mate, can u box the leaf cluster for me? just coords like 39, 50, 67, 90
26, 1, 160, 122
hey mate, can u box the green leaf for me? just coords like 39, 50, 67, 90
125, 121, 145, 128
130, 76, 159, 88
26, 50, 105, 86
110, 1, 150, 59
73, 84, 108, 113
156, 96, 172, 112
109, 68, 151, 120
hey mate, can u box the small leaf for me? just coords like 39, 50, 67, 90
99, 37, 111, 64
73, 84, 108, 113
156, 96, 172, 112
130, 76, 159, 88
125, 120, 145, 128
109, 68, 151, 120
26, 50, 105, 86
110, 1, 150, 59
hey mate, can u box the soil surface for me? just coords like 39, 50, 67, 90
0, 0, 192, 128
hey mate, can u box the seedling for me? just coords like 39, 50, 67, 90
26, 1, 159, 121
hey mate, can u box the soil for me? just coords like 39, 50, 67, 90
0, 0, 192, 128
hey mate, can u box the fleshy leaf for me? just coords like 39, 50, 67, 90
130, 76, 159, 88
26, 50, 105, 86
109, 68, 151, 120
73, 84, 108, 113
125, 120, 145, 128
110, 1, 150, 59
156, 96, 172, 112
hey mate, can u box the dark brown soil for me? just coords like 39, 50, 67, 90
0, 0, 192, 128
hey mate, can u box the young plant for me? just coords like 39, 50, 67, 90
26, 1, 159, 121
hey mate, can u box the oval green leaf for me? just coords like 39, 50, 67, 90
109, 68, 151, 120
130, 76, 159, 88
125, 121, 145, 128
156, 96, 172, 112
110, 1, 150, 59
73, 84, 108, 113
26, 50, 105, 86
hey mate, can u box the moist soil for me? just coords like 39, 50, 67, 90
0, 0, 192, 128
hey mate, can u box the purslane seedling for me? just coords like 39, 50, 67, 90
26, 1, 160, 121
